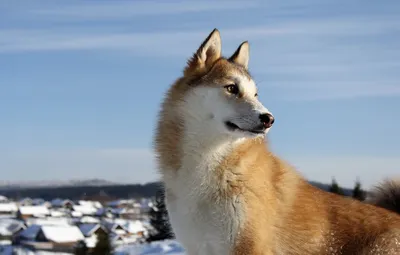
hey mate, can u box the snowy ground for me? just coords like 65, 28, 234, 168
115, 240, 185, 255
0, 241, 185, 255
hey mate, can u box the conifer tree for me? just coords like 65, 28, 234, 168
352, 179, 366, 201
329, 177, 344, 195
92, 230, 112, 255
146, 187, 173, 242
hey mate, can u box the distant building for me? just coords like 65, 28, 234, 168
17, 206, 50, 220
0, 202, 18, 217
50, 199, 74, 209
16, 224, 84, 252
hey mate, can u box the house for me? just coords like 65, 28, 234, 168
76, 200, 103, 209
18, 225, 84, 252
71, 216, 99, 225
25, 217, 71, 227
0, 219, 26, 244
17, 206, 50, 220
109, 233, 125, 246
78, 223, 107, 249
50, 198, 74, 209
0, 202, 18, 216
18, 198, 33, 206
71, 204, 98, 216
113, 219, 147, 243
95, 207, 113, 218
102, 221, 128, 236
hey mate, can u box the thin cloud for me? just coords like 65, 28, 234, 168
0, 27, 292, 54
30, 1, 261, 20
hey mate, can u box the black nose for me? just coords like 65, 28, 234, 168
259, 113, 275, 128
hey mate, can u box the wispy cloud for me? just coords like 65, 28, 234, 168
0, 27, 291, 54
30, 1, 261, 20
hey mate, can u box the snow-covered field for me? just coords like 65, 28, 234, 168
115, 240, 185, 255
0, 240, 185, 255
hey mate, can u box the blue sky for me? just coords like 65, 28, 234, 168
1, 0, 399, 188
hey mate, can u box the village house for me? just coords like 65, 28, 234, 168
50, 198, 74, 210
17, 206, 50, 220
16, 224, 84, 252
78, 223, 107, 249
0, 218, 26, 244
0, 202, 18, 217
0, 195, 8, 203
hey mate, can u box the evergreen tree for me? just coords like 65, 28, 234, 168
352, 179, 366, 201
92, 230, 112, 255
329, 178, 344, 195
74, 240, 88, 255
146, 187, 173, 242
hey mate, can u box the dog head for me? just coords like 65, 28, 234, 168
179, 29, 274, 140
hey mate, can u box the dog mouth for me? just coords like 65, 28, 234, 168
225, 121, 266, 134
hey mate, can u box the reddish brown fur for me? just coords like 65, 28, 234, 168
154, 29, 400, 255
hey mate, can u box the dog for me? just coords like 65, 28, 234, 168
154, 28, 400, 255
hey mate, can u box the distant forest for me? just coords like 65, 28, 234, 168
0, 180, 357, 201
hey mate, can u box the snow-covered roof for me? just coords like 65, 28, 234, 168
19, 205, 50, 216
40, 225, 84, 243
77, 200, 103, 209
50, 198, 73, 207
0, 195, 8, 202
18, 224, 42, 240
78, 223, 102, 237
79, 216, 100, 224
102, 221, 128, 233
72, 205, 97, 215
0, 202, 18, 213
25, 217, 71, 227
50, 210, 67, 217
31, 198, 46, 206
126, 220, 146, 234
0, 219, 25, 236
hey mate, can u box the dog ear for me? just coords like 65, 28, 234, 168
229, 41, 249, 69
184, 28, 221, 76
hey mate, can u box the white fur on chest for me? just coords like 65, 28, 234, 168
163, 153, 244, 255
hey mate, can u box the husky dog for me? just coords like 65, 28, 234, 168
154, 28, 400, 255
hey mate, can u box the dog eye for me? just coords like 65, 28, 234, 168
224, 84, 239, 95
254, 93, 258, 97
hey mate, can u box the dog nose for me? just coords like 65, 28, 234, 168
259, 113, 275, 128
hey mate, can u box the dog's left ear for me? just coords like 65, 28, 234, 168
229, 41, 249, 69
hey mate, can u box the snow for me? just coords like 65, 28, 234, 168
78, 223, 100, 236
25, 217, 71, 227
78, 216, 99, 224
115, 240, 185, 255
77, 200, 103, 209
19, 206, 50, 216
0, 195, 9, 202
40, 225, 84, 243
0, 245, 73, 255
0, 202, 18, 213
0, 218, 25, 236
0, 240, 185, 255
72, 205, 97, 215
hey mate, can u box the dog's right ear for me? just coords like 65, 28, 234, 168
184, 28, 221, 76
